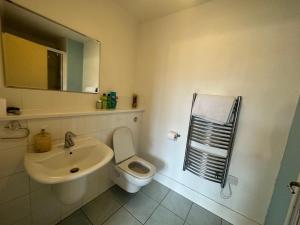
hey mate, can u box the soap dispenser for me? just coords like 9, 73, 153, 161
34, 129, 52, 153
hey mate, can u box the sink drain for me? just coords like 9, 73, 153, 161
70, 167, 80, 173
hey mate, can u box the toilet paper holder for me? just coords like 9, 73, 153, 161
174, 133, 181, 139
168, 131, 181, 141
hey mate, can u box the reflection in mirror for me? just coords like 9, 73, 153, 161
1, 1, 100, 93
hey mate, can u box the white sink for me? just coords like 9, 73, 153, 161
24, 137, 114, 204
25, 137, 114, 184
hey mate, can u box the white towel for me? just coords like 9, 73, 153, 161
192, 94, 235, 125
190, 141, 228, 158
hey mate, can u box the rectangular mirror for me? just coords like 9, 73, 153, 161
0, 1, 100, 94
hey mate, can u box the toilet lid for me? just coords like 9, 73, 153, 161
113, 127, 136, 164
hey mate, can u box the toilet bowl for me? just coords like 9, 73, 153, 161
111, 127, 156, 193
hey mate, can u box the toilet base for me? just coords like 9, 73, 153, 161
112, 167, 153, 193
115, 179, 141, 193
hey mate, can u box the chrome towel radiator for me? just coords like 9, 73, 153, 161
183, 93, 242, 188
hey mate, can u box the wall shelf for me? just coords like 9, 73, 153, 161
0, 108, 144, 121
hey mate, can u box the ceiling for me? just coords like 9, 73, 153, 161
113, 0, 210, 22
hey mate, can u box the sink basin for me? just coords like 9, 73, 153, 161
25, 137, 114, 184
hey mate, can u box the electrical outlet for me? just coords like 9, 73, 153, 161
228, 175, 238, 186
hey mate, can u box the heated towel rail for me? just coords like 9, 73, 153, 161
183, 93, 242, 188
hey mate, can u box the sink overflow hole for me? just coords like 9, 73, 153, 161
70, 168, 79, 173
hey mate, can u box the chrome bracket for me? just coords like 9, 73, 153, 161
288, 181, 300, 194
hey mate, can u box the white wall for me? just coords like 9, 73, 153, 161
0, 111, 143, 225
134, 0, 300, 224
0, 0, 138, 111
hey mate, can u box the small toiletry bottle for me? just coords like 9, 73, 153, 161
96, 99, 102, 109
110, 92, 117, 109
107, 93, 111, 109
100, 94, 107, 109
34, 129, 52, 153
132, 94, 138, 108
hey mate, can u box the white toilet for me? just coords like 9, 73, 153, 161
111, 127, 156, 193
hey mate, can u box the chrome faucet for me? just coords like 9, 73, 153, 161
64, 131, 76, 148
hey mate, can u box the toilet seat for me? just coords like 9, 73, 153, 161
118, 155, 156, 179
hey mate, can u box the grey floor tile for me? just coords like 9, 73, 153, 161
186, 204, 222, 225
124, 191, 159, 223
58, 210, 91, 225
82, 190, 121, 224
161, 190, 192, 219
102, 208, 142, 225
141, 180, 169, 202
145, 206, 184, 225
221, 219, 232, 225
110, 185, 136, 205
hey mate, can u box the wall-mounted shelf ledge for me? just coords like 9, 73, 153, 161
0, 108, 144, 121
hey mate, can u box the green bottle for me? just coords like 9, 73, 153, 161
100, 94, 107, 109
110, 91, 117, 109
107, 93, 111, 109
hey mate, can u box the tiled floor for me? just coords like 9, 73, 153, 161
57, 181, 232, 225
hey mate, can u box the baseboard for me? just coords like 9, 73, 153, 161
154, 172, 261, 225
